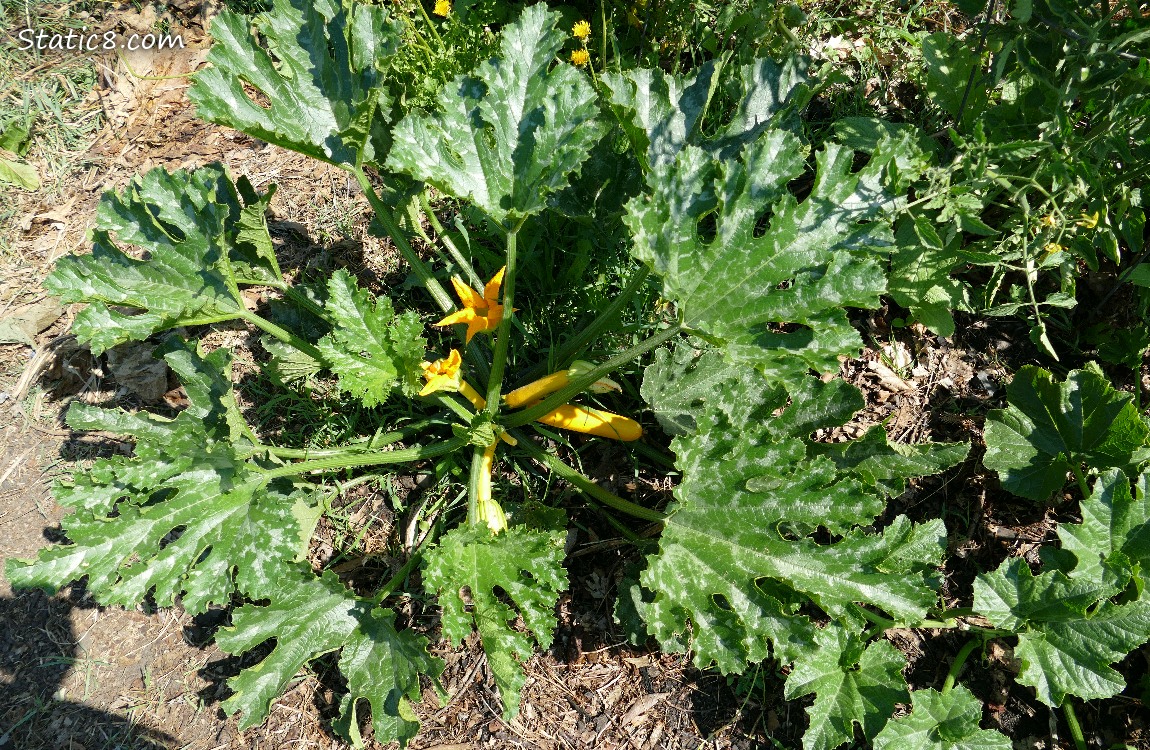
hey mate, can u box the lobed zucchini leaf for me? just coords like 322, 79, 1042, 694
422, 525, 566, 718
4, 342, 318, 616
216, 570, 442, 748
604, 57, 813, 171
889, 215, 967, 337
872, 686, 1011, 750
44, 164, 276, 355
784, 624, 909, 750
1054, 468, 1150, 586
317, 269, 426, 405
387, 4, 604, 224
983, 365, 1150, 501
622, 99, 911, 381
190, 0, 401, 168
638, 347, 965, 673
974, 557, 1150, 705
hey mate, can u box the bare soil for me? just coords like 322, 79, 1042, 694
3, 5, 1150, 750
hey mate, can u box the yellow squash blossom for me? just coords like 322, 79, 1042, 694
571, 49, 590, 67
419, 349, 488, 410
436, 267, 507, 343
419, 349, 463, 396
433, 0, 451, 16
572, 20, 591, 40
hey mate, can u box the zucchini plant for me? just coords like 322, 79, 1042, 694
8, 0, 1148, 747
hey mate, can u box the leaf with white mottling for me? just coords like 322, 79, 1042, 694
190, 0, 401, 167
5, 342, 313, 615
387, 5, 603, 223
44, 164, 275, 355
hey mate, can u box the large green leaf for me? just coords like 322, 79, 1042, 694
190, 0, 401, 168
422, 525, 566, 718
873, 686, 1011, 750
1056, 469, 1150, 585
784, 625, 908, 750
603, 57, 813, 171
44, 165, 276, 355
983, 365, 1150, 501
640, 343, 786, 436
638, 354, 959, 673
217, 570, 442, 748
386, 5, 604, 223
974, 558, 1150, 705
5, 343, 315, 615
316, 269, 426, 406
624, 121, 908, 380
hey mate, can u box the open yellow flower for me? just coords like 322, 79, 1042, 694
571, 49, 590, 67
419, 349, 463, 396
436, 267, 506, 343
433, 0, 451, 16
572, 20, 591, 39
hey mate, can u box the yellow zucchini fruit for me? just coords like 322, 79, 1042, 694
536, 404, 642, 441
503, 371, 569, 408
503, 361, 622, 408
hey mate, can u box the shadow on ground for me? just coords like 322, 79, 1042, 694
0, 588, 176, 750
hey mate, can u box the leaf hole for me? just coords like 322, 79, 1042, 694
752, 208, 774, 239
696, 211, 718, 245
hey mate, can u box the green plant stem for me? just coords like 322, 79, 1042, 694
853, 604, 1013, 636
420, 190, 483, 290
249, 422, 433, 459
514, 266, 652, 387
1062, 701, 1087, 750
1071, 464, 1090, 498
238, 309, 326, 364
466, 445, 485, 527
370, 551, 423, 604
260, 438, 465, 480
413, 0, 445, 48
942, 640, 979, 694
483, 220, 525, 414
515, 438, 667, 523
353, 167, 455, 313
502, 323, 683, 429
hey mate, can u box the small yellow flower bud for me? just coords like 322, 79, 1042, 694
433, 0, 451, 17
570, 48, 590, 67
1076, 211, 1100, 229
572, 20, 591, 40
